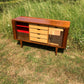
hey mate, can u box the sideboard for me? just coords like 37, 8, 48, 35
12, 16, 70, 55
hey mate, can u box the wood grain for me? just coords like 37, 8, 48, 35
62, 28, 69, 48
12, 16, 70, 28
29, 24, 48, 30
12, 20, 17, 39
30, 33, 48, 39
30, 37, 47, 43
49, 27, 64, 36
48, 43, 59, 46
30, 28, 48, 35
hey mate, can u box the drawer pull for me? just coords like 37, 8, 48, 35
37, 29, 40, 30
37, 37, 40, 39
37, 33, 40, 35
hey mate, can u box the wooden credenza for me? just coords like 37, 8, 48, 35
12, 16, 70, 55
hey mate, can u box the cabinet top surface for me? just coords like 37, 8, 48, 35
12, 16, 70, 28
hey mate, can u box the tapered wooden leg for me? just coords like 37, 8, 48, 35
20, 40, 23, 48
55, 47, 58, 55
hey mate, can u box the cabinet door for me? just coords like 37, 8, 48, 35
16, 22, 29, 41
49, 27, 64, 46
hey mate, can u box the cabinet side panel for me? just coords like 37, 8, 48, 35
12, 20, 17, 39
62, 28, 69, 48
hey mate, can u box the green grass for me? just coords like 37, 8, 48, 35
26, 52, 36, 62
0, 37, 84, 83
17, 77, 25, 84
0, 43, 6, 50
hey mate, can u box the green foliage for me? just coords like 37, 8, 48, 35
23, 46, 31, 52
0, 43, 6, 50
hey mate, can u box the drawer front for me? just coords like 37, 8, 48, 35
30, 33, 48, 39
30, 28, 48, 35
29, 24, 48, 30
49, 27, 64, 36
30, 37, 47, 43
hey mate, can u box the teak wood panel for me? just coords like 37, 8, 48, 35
12, 20, 17, 39
62, 28, 69, 48
30, 28, 48, 35
30, 33, 48, 39
15, 38, 63, 48
29, 24, 48, 30
49, 43, 59, 46
13, 16, 70, 28
30, 37, 47, 43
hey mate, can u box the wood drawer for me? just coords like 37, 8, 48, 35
30, 28, 48, 35
30, 37, 47, 43
29, 24, 48, 30
30, 33, 48, 39
49, 27, 64, 36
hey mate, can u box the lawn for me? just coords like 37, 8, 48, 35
0, 34, 84, 84
0, 0, 84, 84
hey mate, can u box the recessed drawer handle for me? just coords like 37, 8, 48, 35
37, 37, 40, 39
37, 29, 40, 30
37, 33, 40, 35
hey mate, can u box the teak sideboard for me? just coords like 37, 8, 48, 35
12, 16, 70, 55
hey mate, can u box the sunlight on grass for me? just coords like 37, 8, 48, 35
23, 46, 31, 52
0, 43, 6, 50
